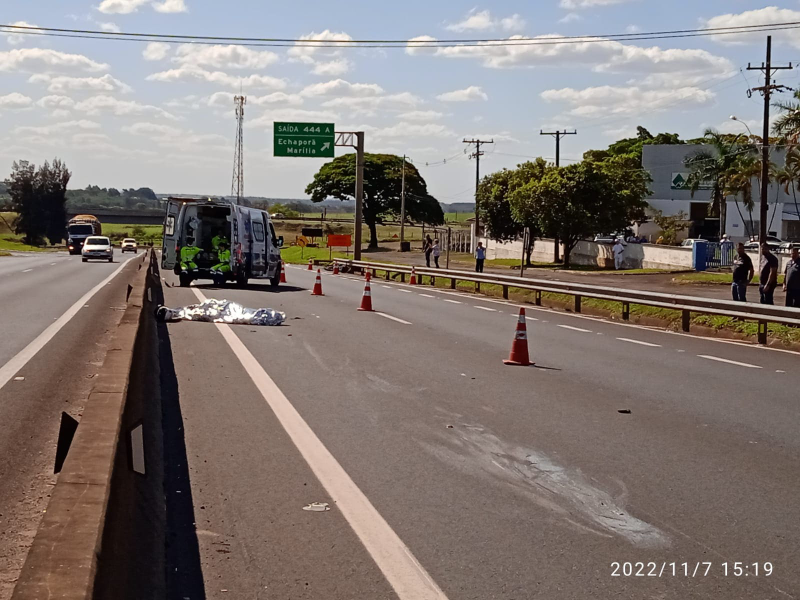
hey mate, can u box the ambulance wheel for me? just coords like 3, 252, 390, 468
179, 273, 191, 287
270, 265, 281, 288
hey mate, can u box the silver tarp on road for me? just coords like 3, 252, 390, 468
156, 298, 285, 326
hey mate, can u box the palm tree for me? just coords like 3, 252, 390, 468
773, 90, 800, 142
685, 129, 751, 239
723, 152, 760, 238
777, 146, 800, 232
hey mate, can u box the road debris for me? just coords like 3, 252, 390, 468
617, 409, 632, 414
155, 299, 285, 326
302, 502, 330, 512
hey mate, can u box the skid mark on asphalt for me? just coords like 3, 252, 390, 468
421, 424, 669, 549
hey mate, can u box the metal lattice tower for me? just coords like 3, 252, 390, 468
231, 95, 246, 200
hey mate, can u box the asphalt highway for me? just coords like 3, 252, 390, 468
159, 264, 800, 600
0, 251, 140, 599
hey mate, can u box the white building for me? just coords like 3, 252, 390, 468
642, 144, 800, 242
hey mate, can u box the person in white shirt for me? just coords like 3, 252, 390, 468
613, 238, 625, 270
432, 239, 441, 268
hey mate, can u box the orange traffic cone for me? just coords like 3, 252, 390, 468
307, 259, 313, 271
333, 262, 339, 275
409, 268, 417, 286
358, 276, 374, 311
311, 269, 324, 296
280, 261, 287, 283
504, 308, 533, 366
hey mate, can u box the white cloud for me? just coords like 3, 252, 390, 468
541, 85, 715, 118
558, 13, 581, 24
300, 79, 383, 98
371, 122, 454, 139
146, 64, 287, 89
207, 91, 304, 108
705, 7, 800, 48
152, 0, 188, 13
0, 92, 33, 109
398, 110, 445, 121
36, 95, 77, 110
0, 48, 108, 74
51, 109, 72, 119
29, 73, 133, 94
163, 94, 201, 109
406, 36, 439, 56
713, 117, 760, 136
321, 92, 423, 114
122, 122, 182, 137
559, 0, 635, 8
174, 44, 279, 69
15, 120, 101, 136
97, 0, 150, 14
74, 95, 177, 119
98, 22, 121, 33
445, 9, 526, 33
287, 30, 353, 61
626, 25, 641, 33
2, 22, 40, 46
143, 42, 170, 61
436, 86, 488, 102
312, 59, 351, 76
73, 132, 112, 144
407, 34, 733, 75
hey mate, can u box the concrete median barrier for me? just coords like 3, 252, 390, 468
12, 250, 167, 600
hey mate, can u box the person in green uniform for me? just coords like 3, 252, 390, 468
180, 237, 201, 275
211, 241, 232, 281
212, 234, 229, 251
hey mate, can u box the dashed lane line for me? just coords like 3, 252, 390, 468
21, 269, 33, 273
443, 299, 461, 304
376, 312, 413, 325
419, 294, 435, 298
190, 288, 449, 600
475, 306, 496, 312
616, 338, 661, 348
557, 324, 592, 333
698, 355, 762, 369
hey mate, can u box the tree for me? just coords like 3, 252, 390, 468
584, 127, 685, 164
108, 187, 121, 197
652, 209, 689, 245
778, 147, 800, 234
510, 161, 648, 267
685, 129, 752, 240
773, 89, 800, 142
724, 151, 761, 238
268, 202, 300, 218
306, 153, 443, 249
8, 159, 71, 245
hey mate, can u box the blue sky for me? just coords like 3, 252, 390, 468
2, 1, 800, 202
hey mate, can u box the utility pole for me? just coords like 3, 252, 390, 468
463, 138, 493, 248
540, 129, 576, 262
355, 132, 365, 261
747, 36, 792, 243
400, 154, 407, 249
231, 95, 246, 201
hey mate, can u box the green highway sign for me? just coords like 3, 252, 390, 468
274, 122, 335, 158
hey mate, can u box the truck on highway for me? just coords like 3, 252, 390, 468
161, 197, 283, 288
67, 215, 102, 255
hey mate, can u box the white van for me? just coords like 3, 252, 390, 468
161, 197, 283, 288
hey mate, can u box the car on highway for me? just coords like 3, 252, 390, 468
81, 236, 114, 263
778, 241, 800, 253
121, 238, 138, 253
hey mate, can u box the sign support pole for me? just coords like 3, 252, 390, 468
355, 132, 365, 261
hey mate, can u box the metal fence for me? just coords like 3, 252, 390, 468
705, 242, 736, 270
334, 259, 800, 345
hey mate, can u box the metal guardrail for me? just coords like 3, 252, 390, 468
334, 259, 800, 345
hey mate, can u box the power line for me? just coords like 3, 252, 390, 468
3, 21, 800, 48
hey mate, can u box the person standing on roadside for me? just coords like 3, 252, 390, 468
784, 247, 800, 308
432, 239, 441, 268
613, 238, 626, 270
475, 241, 486, 273
720, 234, 734, 267
759, 243, 780, 305
731, 242, 754, 302
423, 234, 433, 267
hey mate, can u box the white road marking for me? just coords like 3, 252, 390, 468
475, 306, 496, 312
377, 312, 412, 325
382, 285, 392, 289
191, 288, 448, 600
419, 294, 435, 298
0, 255, 136, 391
557, 324, 592, 333
398, 289, 413, 293
698, 355, 762, 369
21, 269, 33, 273
526, 317, 538, 322
617, 338, 662, 348
50, 262, 57, 266
443, 299, 461, 304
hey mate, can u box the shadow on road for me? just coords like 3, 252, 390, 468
158, 301, 207, 599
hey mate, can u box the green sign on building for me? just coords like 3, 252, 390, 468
274, 122, 335, 158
